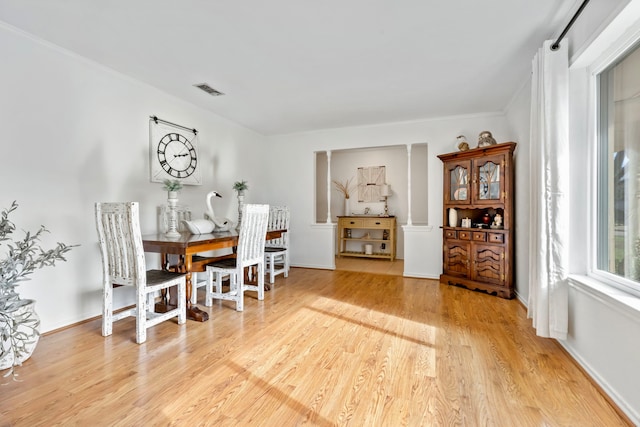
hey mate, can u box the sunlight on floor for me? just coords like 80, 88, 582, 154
208, 295, 438, 422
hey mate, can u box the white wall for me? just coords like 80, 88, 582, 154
566, 0, 631, 63
504, 2, 640, 422
0, 23, 270, 332
268, 114, 514, 274
315, 145, 429, 224
505, 80, 532, 302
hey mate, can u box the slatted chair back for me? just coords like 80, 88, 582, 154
264, 205, 290, 284
204, 204, 270, 311
95, 201, 186, 343
96, 202, 146, 287
237, 204, 271, 268
266, 206, 289, 249
158, 204, 192, 233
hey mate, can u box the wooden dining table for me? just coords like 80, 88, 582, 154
142, 228, 285, 322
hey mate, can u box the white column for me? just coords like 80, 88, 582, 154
406, 144, 413, 225
326, 150, 332, 224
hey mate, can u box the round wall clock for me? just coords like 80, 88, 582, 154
149, 118, 202, 185
157, 133, 197, 178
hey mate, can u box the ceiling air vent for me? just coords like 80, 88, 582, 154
193, 83, 224, 96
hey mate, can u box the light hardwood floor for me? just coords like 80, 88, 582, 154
335, 256, 404, 276
0, 266, 631, 426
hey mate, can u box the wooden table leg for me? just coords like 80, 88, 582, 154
155, 253, 209, 322
244, 265, 270, 291
183, 254, 209, 322
155, 253, 176, 313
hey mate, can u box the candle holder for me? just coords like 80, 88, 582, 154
380, 184, 391, 217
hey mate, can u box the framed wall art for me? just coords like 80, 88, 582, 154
357, 166, 386, 202
149, 116, 202, 185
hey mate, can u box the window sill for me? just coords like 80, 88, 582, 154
568, 274, 640, 320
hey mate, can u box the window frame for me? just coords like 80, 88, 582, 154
589, 31, 640, 298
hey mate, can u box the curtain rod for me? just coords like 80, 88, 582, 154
149, 115, 197, 135
551, 0, 591, 51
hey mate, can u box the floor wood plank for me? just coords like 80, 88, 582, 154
0, 265, 631, 426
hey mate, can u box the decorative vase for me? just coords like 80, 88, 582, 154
236, 193, 245, 230
448, 208, 458, 227
165, 192, 181, 238
0, 299, 40, 370
344, 197, 350, 216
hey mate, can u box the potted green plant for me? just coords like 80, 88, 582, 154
163, 179, 183, 199
0, 201, 75, 380
232, 180, 249, 196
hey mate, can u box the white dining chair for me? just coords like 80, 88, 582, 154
95, 202, 187, 343
158, 204, 192, 233
159, 204, 210, 305
204, 204, 270, 311
264, 206, 290, 284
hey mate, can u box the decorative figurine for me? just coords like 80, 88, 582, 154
491, 213, 503, 229
457, 135, 470, 151
477, 131, 497, 147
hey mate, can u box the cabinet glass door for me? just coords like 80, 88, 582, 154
476, 156, 503, 202
449, 164, 469, 203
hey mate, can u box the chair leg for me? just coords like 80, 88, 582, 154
258, 261, 265, 301
177, 279, 186, 325
284, 252, 290, 278
102, 284, 113, 337
136, 290, 147, 344
190, 272, 199, 305
269, 255, 275, 284
205, 270, 213, 307
229, 272, 237, 295
236, 272, 244, 312
147, 292, 155, 312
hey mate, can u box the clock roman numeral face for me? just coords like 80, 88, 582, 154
156, 133, 197, 178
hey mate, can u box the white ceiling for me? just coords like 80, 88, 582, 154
0, 1, 577, 135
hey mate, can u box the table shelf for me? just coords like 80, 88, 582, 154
337, 216, 396, 261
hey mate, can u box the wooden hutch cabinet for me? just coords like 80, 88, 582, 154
437, 142, 516, 298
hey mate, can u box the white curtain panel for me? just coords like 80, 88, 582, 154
527, 40, 570, 340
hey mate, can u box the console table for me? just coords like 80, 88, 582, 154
337, 216, 396, 261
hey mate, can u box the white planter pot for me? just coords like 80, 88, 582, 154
236, 194, 245, 230
0, 299, 40, 370
165, 194, 181, 238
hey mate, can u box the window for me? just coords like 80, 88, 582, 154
597, 42, 640, 293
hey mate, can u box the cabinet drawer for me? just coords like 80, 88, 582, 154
362, 218, 391, 228
458, 231, 471, 240
472, 232, 486, 242
445, 230, 457, 239
488, 233, 504, 243
341, 218, 363, 228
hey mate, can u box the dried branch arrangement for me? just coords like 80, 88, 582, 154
332, 177, 356, 199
